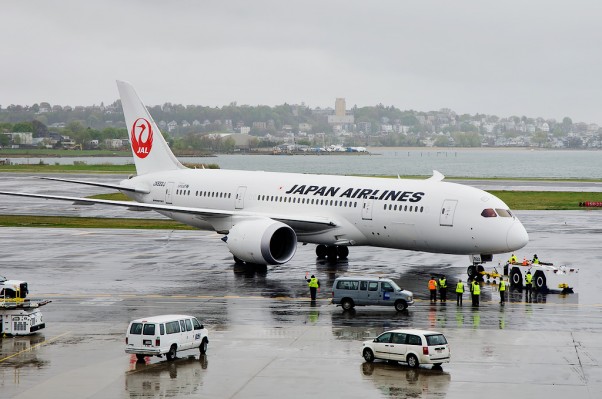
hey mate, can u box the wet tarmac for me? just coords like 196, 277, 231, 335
1, 174, 602, 398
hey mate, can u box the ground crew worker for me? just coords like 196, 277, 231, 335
428, 276, 438, 302
522, 257, 529, 266
525, 270, 533, 298
532, 254, 540, 264
472, 280, 481, 307
306, 274, 320, 300
499, 278, 507, 305
456, 279, 464, 306
508, 253, 518, 264
438, 275, 447, 302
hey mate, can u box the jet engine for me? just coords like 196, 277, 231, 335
224, 219, 297, 265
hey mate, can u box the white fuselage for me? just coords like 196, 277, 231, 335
123, 168, 528, 256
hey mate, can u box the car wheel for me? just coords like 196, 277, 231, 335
407, 354, 419, 369
363, 348, 375, 363
510, 268, 522, 288
199, 339, 208, 355
135, 354, 146, 362
534, 272, 547, 291
166, 345, 177, 361
394, 300, 407, 312
341, 298, 354, 311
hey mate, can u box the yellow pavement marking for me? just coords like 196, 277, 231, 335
0, 331, 71, 363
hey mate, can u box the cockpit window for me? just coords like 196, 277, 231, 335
481, 208, 497, 218
495, 208, 512, 217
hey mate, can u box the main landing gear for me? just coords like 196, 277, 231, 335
315, 245, 349, 262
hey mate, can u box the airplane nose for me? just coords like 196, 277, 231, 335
507, 222, 529, 251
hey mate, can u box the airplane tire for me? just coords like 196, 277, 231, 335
337, 246, 349, 260
326, 246, 338, 261
467, 266, 476, 279
315, 245, 327, 259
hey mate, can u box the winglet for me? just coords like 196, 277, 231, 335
116, 80, 185, 175
427, 170, 445, 181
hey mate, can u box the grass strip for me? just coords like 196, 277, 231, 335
0, 215, 195, 230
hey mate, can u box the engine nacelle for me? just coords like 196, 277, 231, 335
224, 219, 297, 265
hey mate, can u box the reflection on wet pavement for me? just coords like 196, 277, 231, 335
1, 207, 602, 397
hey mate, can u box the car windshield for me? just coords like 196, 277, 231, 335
426, 334, 447, 346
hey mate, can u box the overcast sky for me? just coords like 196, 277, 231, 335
2, 0, 602, 124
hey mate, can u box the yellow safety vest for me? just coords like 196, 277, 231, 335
456, 282, 464, 293
439, 278, 447, 288
509, 255, 517, 263
308, 277, 319, 288
473, 282, 481, 295
525, 273, 533, 285
533, 258, 540, 264
500, 280, 506, 291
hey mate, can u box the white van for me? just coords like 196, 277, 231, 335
125, 314, 209, 361
332, 276, 414, 311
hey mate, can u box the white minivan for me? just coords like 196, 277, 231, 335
125, 314, 209, 361
361, 329, 450, 369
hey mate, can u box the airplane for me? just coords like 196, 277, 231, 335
0, 81, 528, 268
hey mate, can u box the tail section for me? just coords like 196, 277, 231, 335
117, 80, 185, 175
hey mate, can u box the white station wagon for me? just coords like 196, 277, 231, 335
125, 314, 209, 362
361, 329, 450, 368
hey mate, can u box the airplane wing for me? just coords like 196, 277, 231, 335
37, 177, 150, 194
0, 191, 337, 227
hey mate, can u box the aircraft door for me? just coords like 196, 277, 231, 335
235, 186, 247, 209
362, 198, 374, 220
439, 199, 457, 226
165, 182, 174, 204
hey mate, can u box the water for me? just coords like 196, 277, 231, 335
5, 148, 602, 179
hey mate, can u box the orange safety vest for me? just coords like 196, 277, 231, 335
428, 279, 437, 290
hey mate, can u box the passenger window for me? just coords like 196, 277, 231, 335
166, 321, 180, 334
185, 319, 193, 332
368, 282, 379, 291
160, 324, 165, 335
337, 280, 359, 290
192, 318, 202, 330
142, 324, 156, 335
129, 323, 143, 335
407, 334, 422, 345
180, 320, 186, 331
481, 208, 497, 217
360, 281, 368, 291
392, 333, 406, 344
381, 282, 394, 292
376, 333, 392, 343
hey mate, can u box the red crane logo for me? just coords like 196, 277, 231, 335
131, 118, 153, 159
